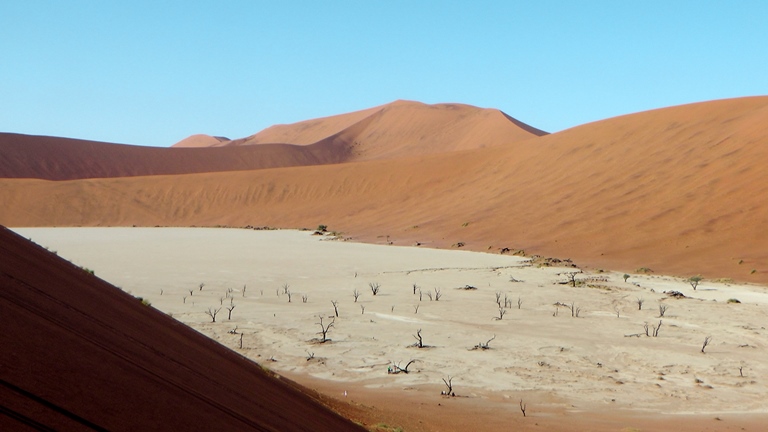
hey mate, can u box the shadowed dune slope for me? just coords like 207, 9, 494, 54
1, 97, 767, 283
204, 100, 548, 161
0, 133, 351, 180
0, 226, 364, 432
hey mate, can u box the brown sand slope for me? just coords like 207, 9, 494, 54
0, 225, 364, 431
207, 100, 548, 161
0, 133, 351, 180
1, 97, 767, 283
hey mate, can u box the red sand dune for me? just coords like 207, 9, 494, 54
1, 97, 767, 285
211, 100, 548, 161
0, 225, 365, 431
3, 101, 542, 181
172, 133, 232, 147
0, 133, 351, 180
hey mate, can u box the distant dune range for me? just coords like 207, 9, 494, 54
1, 101, 544, 181
0, 226, 365, 431
1, 97, 767, 283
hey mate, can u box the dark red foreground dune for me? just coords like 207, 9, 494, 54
0, 226, 364, 431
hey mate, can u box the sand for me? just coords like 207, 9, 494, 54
15, 227, 768, 431
3, 97, 768, 285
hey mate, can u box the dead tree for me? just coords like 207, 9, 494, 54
568, 302, 581, 317
413, 328, 424, 348
613, 305, 621, 318
425, 291, 433, 301
636, 297, 644, 310
205, 307, 221, 323
242, 284, 246, 297
282, 283, 290, 294
188, 289, 194, 297
390, 360, 417, 374
473, 335, 496, 350
353, 289, 360, 302
701, 336, 712, 353
183, 296, 187, 304
441, 376, 454, 396
652, 320, 662, 337
412, 284, 419, 294
306, 351, 315, 361
199, 283, 205, 291
286, 291, 292, 303
301, 294, 308, 303
517, 296, 522, 309
418, 289, 423, 301
495, 292, 502, 307
434, 288, 442, 301
360, 304, 365, 314
226, 303, 236, 320
413, 304, 420, 314
369, 282, 381, 295
316, 316, 335, 343
239, 333, 244, 349
565, 271, 581, 287
331, 300, 339, 317
658, 304, 668, 317
494, 307, 507, 320
519, 399, 527, 417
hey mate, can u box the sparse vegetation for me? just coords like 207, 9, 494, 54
441, 376, 454, 396
701, 336, 712, 353
412, 328, 425, 348
688, 275, 703, 290
331, 300, 339, 317
472, 335, 496, 350
205, 307, 221, 323
369, 282, 381, 295
316, 316, 335, 343
658, 304, 669, 317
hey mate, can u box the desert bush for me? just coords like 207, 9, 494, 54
727, 298, 741, 304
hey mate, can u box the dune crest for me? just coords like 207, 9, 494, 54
172, 133, 231, 147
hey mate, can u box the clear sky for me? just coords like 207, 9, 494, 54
2, 1, 767, 147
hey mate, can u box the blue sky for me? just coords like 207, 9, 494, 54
2, 1, 767, 147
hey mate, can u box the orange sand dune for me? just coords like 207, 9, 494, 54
1, 97, 767, 284
4, 101, 543, 180
0, 226, 364, 431
203, 100, 548, 161
0, 133, 350, 180
172, 133, 231, 147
